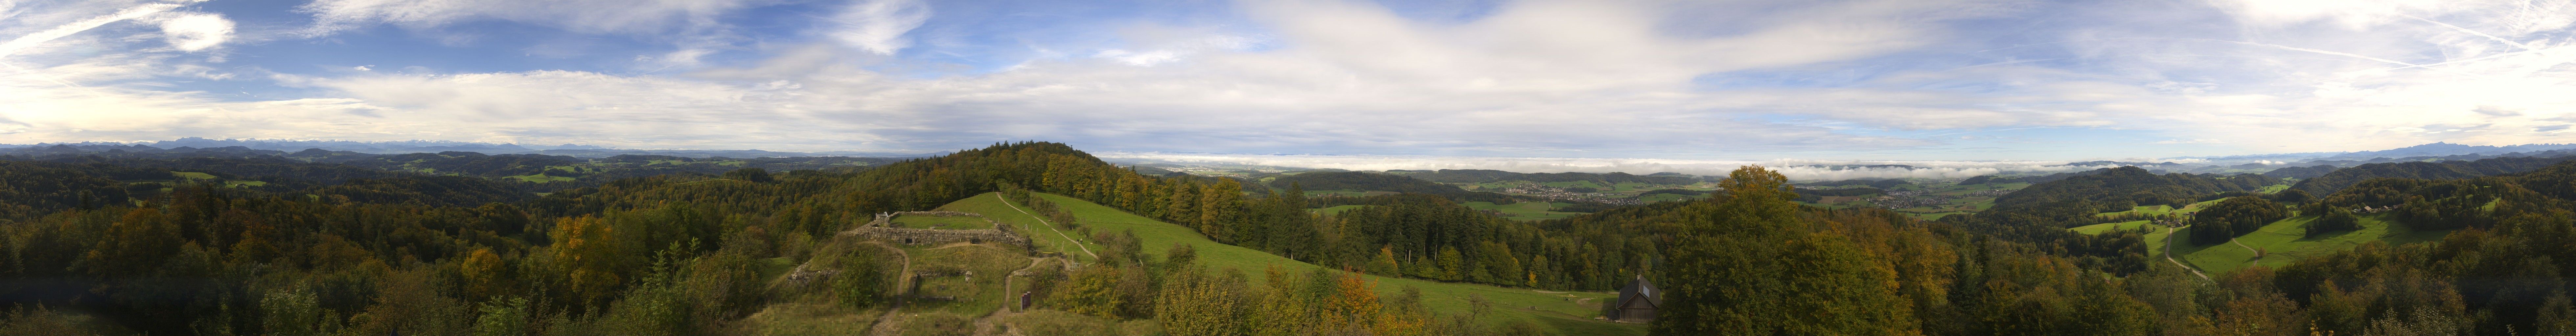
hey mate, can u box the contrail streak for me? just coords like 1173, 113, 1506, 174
2403, 14, 2534, 51
0, 3, 184, 59
2197, 39, 2483, 77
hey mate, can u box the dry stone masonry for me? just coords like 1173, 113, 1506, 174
846, 211, 1032, 249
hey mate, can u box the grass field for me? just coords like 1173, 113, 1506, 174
1024, 192, 1644, 335
1303, 190, 1399, 198
1461, 201, 1588, 221
2097, 205, 2177, 217
505, 173, 577, 183
889, 215, 993, 230
1636, 193, 1708, 203
171, 171, 268, 187
2175, 213, 2449, 273
1932, 182, 2030, 195
897, 243, 1036, 317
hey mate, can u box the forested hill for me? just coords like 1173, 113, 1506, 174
1383, 169, 1699, 184
1964, 166, 2278, 228
2290, 155, 2576, 195
1269, 171, 1470, 194
0, 141, 1681, 335
2263, 164, 2339, 179
1264, 171, 1520, 203
15, 142, 2576, 335
1, 145, 897, 192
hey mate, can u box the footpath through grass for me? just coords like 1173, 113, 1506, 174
935, 194, 1104, 263
1024, 192, 1644, 335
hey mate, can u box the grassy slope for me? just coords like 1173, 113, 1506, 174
2178, 213, 2449, 273
1019, 192, 1643, 335
935, 194, 1106, 263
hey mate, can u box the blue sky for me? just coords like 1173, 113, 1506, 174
3, 0, 2573, 161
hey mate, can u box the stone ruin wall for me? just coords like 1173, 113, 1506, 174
847, 211, 1033, 249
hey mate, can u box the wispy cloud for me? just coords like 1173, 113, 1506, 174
0, 3, 183, 58
831, 0, 931, 55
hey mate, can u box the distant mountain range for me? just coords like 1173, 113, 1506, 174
2183, 142, 2576, 163
0, 137, 947, 158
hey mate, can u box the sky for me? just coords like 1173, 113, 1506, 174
3, 0, 2574, 162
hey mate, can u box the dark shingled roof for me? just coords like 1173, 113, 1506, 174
1616, 276, 1660, 309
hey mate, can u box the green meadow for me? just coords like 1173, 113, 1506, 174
1018, 192, 1644, 335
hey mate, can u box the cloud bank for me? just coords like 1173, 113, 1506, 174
2, 0, 2574, 161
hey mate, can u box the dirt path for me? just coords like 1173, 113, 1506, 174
2164, 226, 2213, 282
972, 257, 1050, 335
867, 244, 915, 336
995, 194, 1098, 260
2229, 238, 2261, 259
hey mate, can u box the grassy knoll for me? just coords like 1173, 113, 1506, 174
889, 215, 993, 230
2177, 213, 2449, 273
934, 194, 1105, 263
1028, 192, 1643, 335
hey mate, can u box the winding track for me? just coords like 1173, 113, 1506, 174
994, 193, 1098, 259
865, 244, 913, 336
2163, 226, 2214, 282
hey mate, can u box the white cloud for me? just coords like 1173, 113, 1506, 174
154, 12, 232, 52
0, 3, 182, 58
2, 0, 2006, 156
830, 0, 930, 55
24, 0, 2576, 161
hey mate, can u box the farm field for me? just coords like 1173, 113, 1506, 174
1302, 190, 1399, 198
1877, 182, 2026, 220
1028, 192, 1644, 335
2175, 213, 2450, 273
